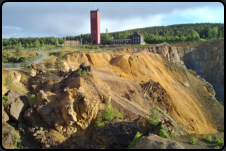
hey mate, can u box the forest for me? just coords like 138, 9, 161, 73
2, 23, 224, 48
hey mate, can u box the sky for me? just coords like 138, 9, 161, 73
2, 2, 224, 39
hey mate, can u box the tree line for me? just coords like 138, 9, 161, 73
2, 23, 224, 47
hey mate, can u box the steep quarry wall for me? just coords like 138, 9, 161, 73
178, 46, 224, 102
64, 52, 222, 134
115, 40, 224, 102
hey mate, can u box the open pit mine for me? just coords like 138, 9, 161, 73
2, 39, 224, 149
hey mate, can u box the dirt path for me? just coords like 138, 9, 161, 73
111, 92, 149, 117
2, 51, 49, 69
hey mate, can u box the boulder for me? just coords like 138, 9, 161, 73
23, 108, 43, 127
131, 134, 184, 149
36, 90, 46, 101
29, 69, 37, 77
36, 105, 53, 126
183, 82, 190, 87
4, 90, 30, 122
31, 63, 37, 70
31, 84, 37, 90
36, 64, 47, 73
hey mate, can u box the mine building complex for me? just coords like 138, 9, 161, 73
64, 9, 145, 45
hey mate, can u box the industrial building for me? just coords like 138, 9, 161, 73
110, 32, 145, 45
90, 9, 100, 45
64, 40, 80, 46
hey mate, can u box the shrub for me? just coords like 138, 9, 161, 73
203, 135, 213, 142
113, 106, 124, 120
103, 99, 115, 121
149, 108, 159, 126
81, 70, 87, 76
216, 137, 224, 146
159, 124, 170, 138
45, 59, 54, 69
95, 111, 105, 127
28, 94, 36, 106
2, 96, 8, 106
77, 68, 82, 75
126, 132, 143, 149
190, 136, 198, 145
215, 146, 220, 149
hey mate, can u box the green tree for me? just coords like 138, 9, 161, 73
55, 37, 58, 46
22, 58, 28, 68
15, 48, 22, 58
26, 43, 29, 48
103, 28, 111, 45
34, 39, 40, 48
18, 42, 22, 48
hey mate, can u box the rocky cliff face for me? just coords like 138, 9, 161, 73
178, 46, 224, 102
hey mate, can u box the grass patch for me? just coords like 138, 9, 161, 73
5, 74, 13, 89
11, 128, 23, 149
126, 132, 143, 149
23, 66, 32, 72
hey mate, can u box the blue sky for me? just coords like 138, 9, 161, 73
2, 2, 224, 39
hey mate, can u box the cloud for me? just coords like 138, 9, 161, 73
2, 2, 224, 38
171, 6, 224, 23
101, 14, 166, 33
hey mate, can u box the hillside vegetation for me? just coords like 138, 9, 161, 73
2, 23, 224, 48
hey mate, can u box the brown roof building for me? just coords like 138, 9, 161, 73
64, 40, 80, 46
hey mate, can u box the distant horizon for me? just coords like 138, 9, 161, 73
2, 22, 224, 39
2, 2, 224, 39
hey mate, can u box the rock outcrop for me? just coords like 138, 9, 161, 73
2, 108, 19, 149
4, 90, 30, 122
131, 134, 184, 149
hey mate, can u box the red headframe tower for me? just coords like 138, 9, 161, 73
90, 9, 100, 45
